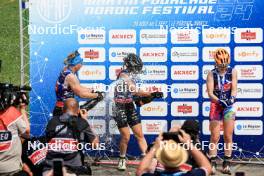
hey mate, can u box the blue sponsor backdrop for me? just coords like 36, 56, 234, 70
29, 0, 264, 157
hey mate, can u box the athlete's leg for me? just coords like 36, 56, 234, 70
131, 123, 148, 155
118, 126, 131, 157
223, 119, 234, 157
209, 120, 221, 157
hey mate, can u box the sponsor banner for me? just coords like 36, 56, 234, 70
234, 28, 263, 43
237, 83, 263, 99
203, 120, 224, 135
87, 119, 106, 135
171, 102, 199, 117
171, 65, 199, 80
234, 46, 263, 62
140, 102, 168, 116
109, 47, 136, 62
202, 83, 209, 99
78, 29, 105, 44
235, 102, 263, 117
171, 120, 186, 128
87, 101, 106, 117
79, 47, 105, 62
141, 120, 167, 134
171, 47, 199, 62
109, 120, 132, 135
202, 65, 215, 80
171, 83, 199, 99
141, 65, 168, 80
202, 47, 230, 62
140, 29, 167, 44
139, 83, 168, 98
202, 28, 231, 43
78, 65, 106, 80
109, 65, 122, 80
109, 29, 136, 44
235, 120, 263, 135
140, 47, 167, 62
202, 101, 211, 117
171, 29, 199, 44
235, 65, 263, 80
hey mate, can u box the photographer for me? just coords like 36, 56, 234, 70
43, 98, 99, 176
53, 50, 104, 116
136, 130, 212, 176
0, 86, 30, 175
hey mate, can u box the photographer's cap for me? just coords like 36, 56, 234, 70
156, 140, 188, 168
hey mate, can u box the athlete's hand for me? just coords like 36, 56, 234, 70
95, 91, 105, 101
219, 99, 229, 108
226, 96, 235, 106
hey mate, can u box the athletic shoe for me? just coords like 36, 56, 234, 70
117, 157, 126, 171
211, 161, 217, 175
222, 160, 232, 175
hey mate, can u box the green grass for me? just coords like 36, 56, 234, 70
0, 0, 28, 85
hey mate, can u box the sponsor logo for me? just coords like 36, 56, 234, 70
235, 102, 263, 117
140, 102, 168, 116
78, 65, 105, 80
202, 47, 230, 62
109, 65, 123, 80
171, 29, 199, 44
141, 65, 167, 80
140, 84, 168, 98
140, 47, 167, 62
109, 47, 136, 62
235, 120, 263, 135
202, 28, 230, 43
241, 30, 256, 40
203, 120, 224, 135
234, 28, 263, 43
171, 102, 199, 117
87, 120, 106, 135
202, 102, 211, 117
79, 47, 105, 62
37, 0, 72, 23
234, 47, 263, 62
171, 65, 199, 80
235, 65, 263, 80
171, 84, 199, 99
109, 29, 136, 44
202, 83, 209, 99
140, 29, 167, 44
78, 29, 105, 44
202, 65, 215, 80
171, 47, 199, 62
237, 83, 263, 99
142, 120, 167, 134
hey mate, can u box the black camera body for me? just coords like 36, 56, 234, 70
0, 83, 31, 111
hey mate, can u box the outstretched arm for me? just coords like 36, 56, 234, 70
67, 74, 99, 99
